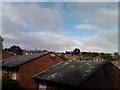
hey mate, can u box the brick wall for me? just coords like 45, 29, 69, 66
36, 62, 120, 90
2, 51, 14, 60
17, 53, 63, 89
111, 61, 120, 69
81, 62, 120, 89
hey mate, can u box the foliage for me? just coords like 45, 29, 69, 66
91, 52, 99, 58
113, 55, 120, 61
9, 45, 23, 55
80, 52, 116, 61
2, 73, 9, 84
0, 36, 3, 50
73, 48, 81, 55
65, 51, 71, 54
100, 53, 113, 60
114, 52, 119, 56
2, 73, 22, 90
60, 54, 69, 61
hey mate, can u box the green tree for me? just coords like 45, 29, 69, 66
2, 73, 22, 90
66, 51, 71, 54
114, 52, 119, 56
2, 73, 9, 83
0, 36, 3, 50
60, 54, 68, 61
9, 45, 23, 55
91, 52, 99, 58
73, 48, 81, 55
100, 53, 113, 60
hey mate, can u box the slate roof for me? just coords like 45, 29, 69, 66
34, 60, 108, 86
2, 52, 49, 68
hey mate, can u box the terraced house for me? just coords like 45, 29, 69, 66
34, 60, 120, 90
2, 52, 63, 89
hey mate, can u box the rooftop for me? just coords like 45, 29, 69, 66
2, 52, 49, 68
2, 51, 14, 60
34, 60, 108, 86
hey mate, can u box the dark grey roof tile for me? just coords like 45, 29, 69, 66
2, 52, 48, 68
35, 60, 108, 86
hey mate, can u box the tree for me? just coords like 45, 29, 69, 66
73, 48, 81, 55
2, 73, 22, 90
66, 51, 71, 54
60, 54, 69, 61
0, 36, 3, 50
100, 53, 113, 61
91, 52, 99, 58
9, 45, 23, 55
114, 52, 119, 56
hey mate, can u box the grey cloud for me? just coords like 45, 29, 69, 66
65, 2, 117, 28
2, 16, 24, 35
3, 29, 118, 53
82, 30, 118, 53
3, 3, 62, 32
2, 2, 118, 53
2, 0, 120, 2
4, 32, 76, 51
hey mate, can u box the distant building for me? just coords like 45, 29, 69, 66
2, 51, 14, 60
111, 60, 120, 69
0, 51, 14, 78
56, 52, 80, 60
34, 60, 120, 90
64, 53, 79, 60
23, 49, 48, 55
2, 52, 63, 89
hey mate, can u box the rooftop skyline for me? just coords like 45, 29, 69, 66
2, 2, 118, 53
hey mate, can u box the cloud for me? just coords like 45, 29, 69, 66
2, 2, 118, 53
4, 31, 77, 51
97, 8, 118, 27
2, 16, 24, 35
75, 24, 97, 30
2, 3, 66, 51
4, 29, 118, 53
65, 2, 118, 28
81, 30, 118, 53
2, 3, 62, 32
2, 0, 120, 2
99, 8, 118, 16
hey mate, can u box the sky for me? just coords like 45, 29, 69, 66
1, 1, 119, 53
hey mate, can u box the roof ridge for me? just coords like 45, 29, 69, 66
33, 61, 64, 78
2, 52, 50, 68
34, 60, 109, 86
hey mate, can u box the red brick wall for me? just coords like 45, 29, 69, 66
2, 51, 14, 60
17, 53, 63, 89
81, 62, 120, 89
9, 71, 13, 79
36, 62, 120, 90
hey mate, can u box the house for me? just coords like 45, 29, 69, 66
111, 60, 120, 69
34, 60, 120, 90
2, 52, 63, 89
2, 51, 14, 60
23, 49, 49, 55
56, 52, 80, 60
0, 51, 14, 79
64, 53, 79, 60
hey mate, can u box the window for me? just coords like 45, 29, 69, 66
50, 53, 56, 58
12, 72, 17, 80
39, 83, 46, 90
